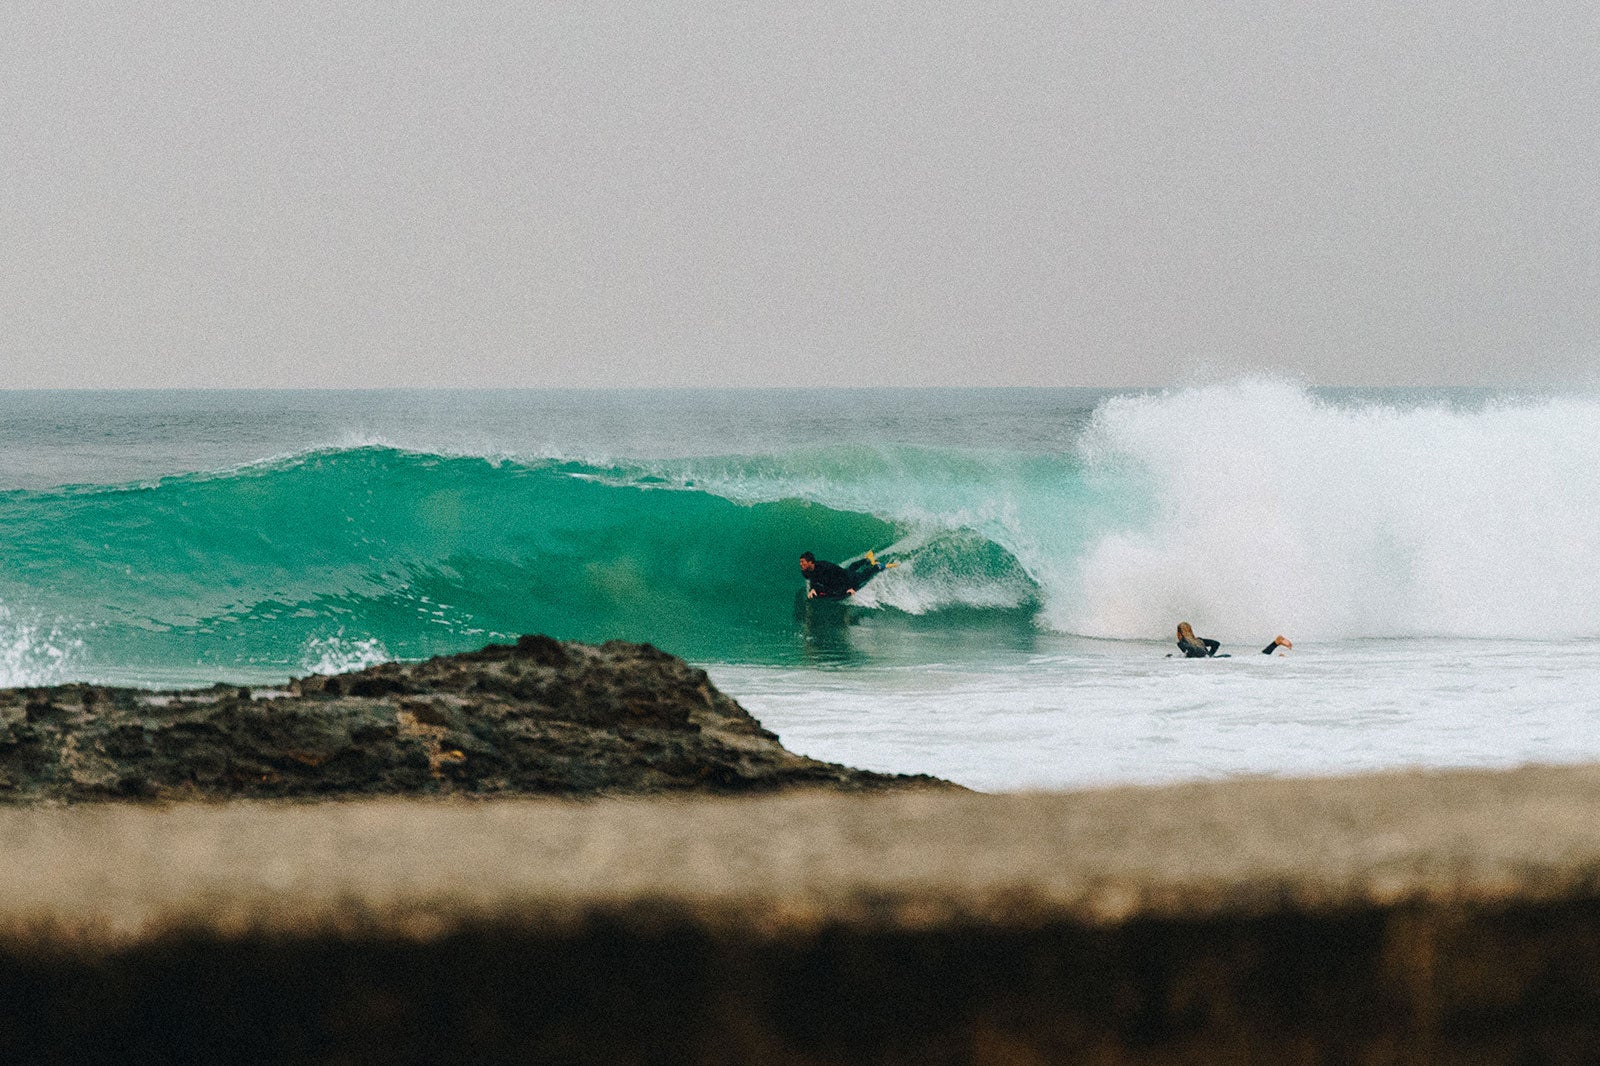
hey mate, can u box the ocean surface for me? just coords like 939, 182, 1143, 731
2, 383, 1597, 791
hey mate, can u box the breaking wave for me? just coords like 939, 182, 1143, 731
1, 380, 1595, 682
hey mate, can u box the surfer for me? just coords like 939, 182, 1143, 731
799, 551, 890, 599
1175, 623, 1294, 658
1175, 622, 1221, 658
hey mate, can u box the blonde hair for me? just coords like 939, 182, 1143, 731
1176, 622, 1198, 643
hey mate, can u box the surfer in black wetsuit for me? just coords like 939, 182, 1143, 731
1175, 623, 1293, 658
799, 551, 887, 599
1175, 622, 1221, 658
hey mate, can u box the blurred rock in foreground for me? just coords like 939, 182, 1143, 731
8, 765, 1600, 1062
0, 635, 947, 800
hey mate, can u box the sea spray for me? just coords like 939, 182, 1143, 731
0, 601, 81, 688
1067, 381, 1600, 640
300, 631, 394, 676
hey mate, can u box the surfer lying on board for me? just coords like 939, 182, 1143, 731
1175, 622, 1293, 658
799, 551, 893, 599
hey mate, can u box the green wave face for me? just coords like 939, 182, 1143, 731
0, 446, 1037, 682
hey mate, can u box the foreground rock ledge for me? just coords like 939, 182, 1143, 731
9, 765, 1600, 1062
0, 635, 950, 800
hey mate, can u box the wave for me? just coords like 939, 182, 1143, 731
0, 446, 1030, 678
1, 381, 1596, 682
626, 381, 1600, 642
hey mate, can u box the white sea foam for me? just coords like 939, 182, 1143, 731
712, 636, 1600, 792
0, 603, 81, 688
851, 531, 1036, 614
299, 632, 393, 676
1058, 381, 1600, 640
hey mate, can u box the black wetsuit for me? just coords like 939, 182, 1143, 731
1178, 636, 1286, 657
1177, 636, 1222, 658
805, 559, 882, 599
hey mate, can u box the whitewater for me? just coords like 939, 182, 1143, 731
2, 383, 1597, 790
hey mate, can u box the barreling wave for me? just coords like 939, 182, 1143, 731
0, 446, 1038, 682
2, 380, 1597, 684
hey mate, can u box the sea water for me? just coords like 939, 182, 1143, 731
2, 383, 1597, 791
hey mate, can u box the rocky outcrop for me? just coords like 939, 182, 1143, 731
0, 635, 949, 800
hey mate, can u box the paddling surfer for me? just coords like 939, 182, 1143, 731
1174, 623, 1293, 658
1175, 622, 1221, 658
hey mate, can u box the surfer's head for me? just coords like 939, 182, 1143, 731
798, 551, 815, 572
1176, 622, 1198, 643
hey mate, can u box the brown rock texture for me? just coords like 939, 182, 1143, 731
7, 766, 1600, 1062
0, 634, 949, 800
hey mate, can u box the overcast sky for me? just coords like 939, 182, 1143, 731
2, 2, 1596, 388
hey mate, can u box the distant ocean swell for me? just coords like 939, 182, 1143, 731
1, 381, 1597, 685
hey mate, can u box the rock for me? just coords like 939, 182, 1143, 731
0, 638, 953, 801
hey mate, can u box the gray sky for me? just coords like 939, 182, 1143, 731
2, 2, 1596, 388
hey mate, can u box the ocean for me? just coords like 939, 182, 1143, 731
2, 383, 1597, 792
